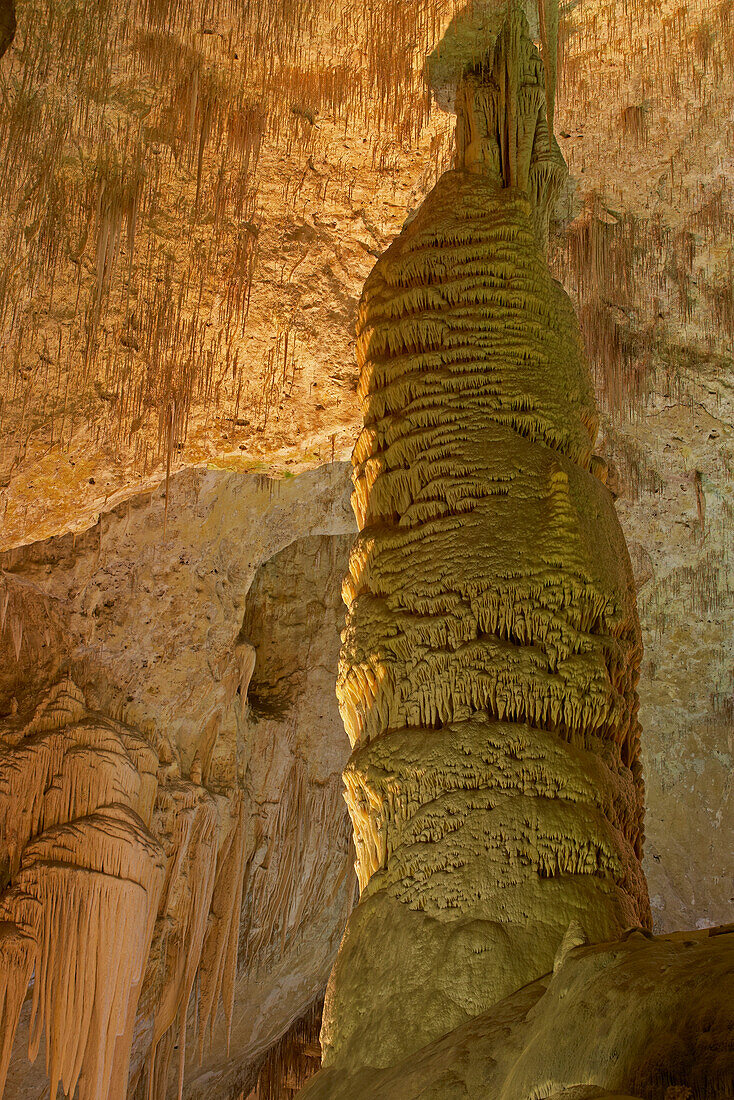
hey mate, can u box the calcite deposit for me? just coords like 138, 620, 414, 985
305, 925, 734, 1100
0, 466, 357, 1100
0, 676, 251, 1100
0, 679, 164, 1100
0, 0, 732, 1096
321, 9, 650, 1074
0, 0, 732, 949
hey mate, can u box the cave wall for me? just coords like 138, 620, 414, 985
0, 453, 730, 1094
0, 464, 356, 1099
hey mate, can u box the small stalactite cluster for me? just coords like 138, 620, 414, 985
0, 678, 249, 1100
0, 0, 460, 500
321, 7, 651, 1076
238, 754, 354, 981
550, 185, 734, 422
559, 0, 733, 137
245, 998, 323, 1100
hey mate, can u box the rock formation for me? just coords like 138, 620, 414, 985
307, 925, 734, 1099
0, 677, 248, 1100
0, 466, 358, 1099
0, 679, 164, 1100
299, 8, 734, 1099
0, 0, 732, 1095
318, 8, 651, 1076
0, 0, 731, 952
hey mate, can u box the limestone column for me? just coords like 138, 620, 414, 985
321, 8, 651, 1072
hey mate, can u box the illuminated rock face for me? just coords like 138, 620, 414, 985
0, 465, 358, 1100
0, 679, 165, 1100
0, 677, 249, 1100
322, 12, 651, 1073
304, 924, 734, 1100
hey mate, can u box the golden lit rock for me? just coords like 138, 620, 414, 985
304, 925, 734, 1099
0, 0, 732, 1096
0, 679, 249, 1100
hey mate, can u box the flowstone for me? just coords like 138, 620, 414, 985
304, 925, 734, 1099
0, 678, 248, 1100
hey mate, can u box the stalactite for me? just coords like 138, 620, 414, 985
5, 808, 164, 1100
453, 6, 566, 248
537, 0, 559, 135
146, 781, 219, 1100
249, 997, 323, 1100
0, 676, 250, 1100
196, 791, 248, 1059
0, 915, 34, 1097
239, 759, 351, 978
0, 0, 457, 500
0, 680, 166, 1100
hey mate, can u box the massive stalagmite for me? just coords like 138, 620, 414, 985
321, 9, 651, 1074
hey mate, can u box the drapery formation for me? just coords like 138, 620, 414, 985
0, 678, 248, 1100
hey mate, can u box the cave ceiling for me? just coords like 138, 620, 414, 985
0, 0, 730, 550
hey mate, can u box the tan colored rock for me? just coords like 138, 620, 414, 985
0, 680, 166, 1100
0, 0, 731, 959
0, 674, 283, 1100
301, 927, 734, 1100
0, 465, 358, 1099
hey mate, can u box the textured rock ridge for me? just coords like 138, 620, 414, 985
322, 9, 651, 1073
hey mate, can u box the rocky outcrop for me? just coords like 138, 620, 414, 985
0, 465, 357, 1099
303, 925, 734, 1100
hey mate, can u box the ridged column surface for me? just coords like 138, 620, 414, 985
322, 12, 651, 1072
